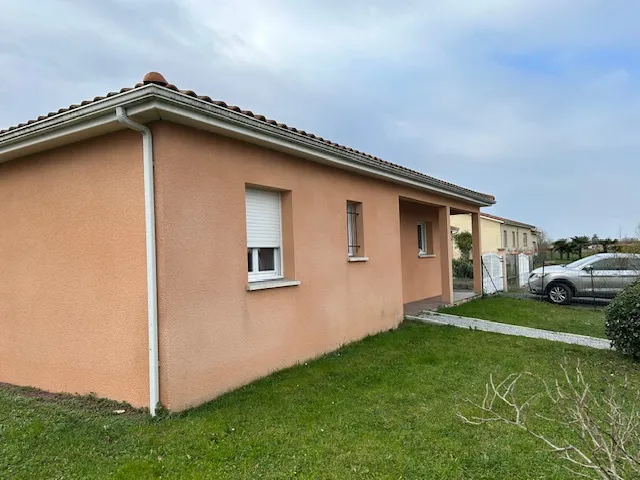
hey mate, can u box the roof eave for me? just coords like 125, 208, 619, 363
0, 86, 495, 206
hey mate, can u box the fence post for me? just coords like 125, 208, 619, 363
498, 248, 507, 292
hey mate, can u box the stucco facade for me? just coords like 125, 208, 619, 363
0, 74, 494, 412
152, 123, 484, 410
501, 223, 538, 254
0, 131, 149, 407
451, 214, 503, 258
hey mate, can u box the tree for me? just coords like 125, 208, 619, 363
552, 239, 569, 260
600, 238, 618, 253
570, 236, 590, 259
536, 228, 551, 252
534, 228, 551, 267
454, 230, 473, 261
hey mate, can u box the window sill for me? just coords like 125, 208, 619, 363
418, 253, 436, 258
246, 279, 301, 291
348, 256, 369, 262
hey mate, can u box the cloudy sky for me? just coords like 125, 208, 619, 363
2, 0, 639, 239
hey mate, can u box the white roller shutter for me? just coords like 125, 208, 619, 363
245, 188, 281, 248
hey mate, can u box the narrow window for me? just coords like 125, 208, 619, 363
503, 230, 508, 248
523, 232, 528, 247
512, 231, 516, 247
417, 223, 427, 254
246, 188, 282, 282
347, 201, 363, 257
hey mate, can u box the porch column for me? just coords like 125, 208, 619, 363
438, 206, 453, 304
471, 212, 483, 294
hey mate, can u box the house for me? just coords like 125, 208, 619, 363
0, 72, 495, 414
481, 214, 538, 254
450, 213, 504, 258
451, 213, 538, 257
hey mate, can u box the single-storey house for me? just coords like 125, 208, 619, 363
0, 72, 495, 414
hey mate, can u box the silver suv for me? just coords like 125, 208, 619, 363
528, 253, 640, 305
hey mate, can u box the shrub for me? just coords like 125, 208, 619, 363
452, 258, 474, 279
605, 282, 640, 359
454, 231, 473, 261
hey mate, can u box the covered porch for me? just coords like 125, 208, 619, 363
399, 197, 483, 314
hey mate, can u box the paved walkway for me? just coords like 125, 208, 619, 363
404, 291, 479, 315
405, 311, 612, 350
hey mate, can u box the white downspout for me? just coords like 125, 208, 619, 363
115, 106, 159, 417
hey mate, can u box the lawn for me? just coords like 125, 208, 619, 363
1, 322, 636, 479
441, 296, 606, 338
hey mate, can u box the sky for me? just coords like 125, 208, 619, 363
2, 0, 640, 240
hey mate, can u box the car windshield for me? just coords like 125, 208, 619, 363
564, 257, 598, 269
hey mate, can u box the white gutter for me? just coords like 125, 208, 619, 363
115, 106, 159, 417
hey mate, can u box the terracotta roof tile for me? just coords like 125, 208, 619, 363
0, 72, 495, 203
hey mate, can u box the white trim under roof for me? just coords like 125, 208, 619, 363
480, 215, 504, 224
0, 85, 495, 207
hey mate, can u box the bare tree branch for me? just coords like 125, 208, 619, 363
457, 362, 640, 480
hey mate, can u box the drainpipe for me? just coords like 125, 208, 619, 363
115, 107, 159, 417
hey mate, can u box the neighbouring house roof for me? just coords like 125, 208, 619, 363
0, 72, 495, 206
481, 212, 536, 230
480, 215, 504, 224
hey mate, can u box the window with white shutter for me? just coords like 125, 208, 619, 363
246, 188, 282, 282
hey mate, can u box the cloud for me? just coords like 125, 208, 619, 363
1, 0, 640, 238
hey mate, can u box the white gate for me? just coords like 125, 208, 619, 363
518, 254, 531, 287
482, 253, 504, 294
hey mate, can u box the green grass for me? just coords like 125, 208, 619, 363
441, 296, 606, 338
1, 322, 635, 479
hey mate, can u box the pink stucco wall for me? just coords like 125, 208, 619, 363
0, 119, 482, 411
399, 201, 442, 304
152, 122, 479, 410
0, 131, 149, 407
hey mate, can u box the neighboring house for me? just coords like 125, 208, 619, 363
0, 72, 495, 413
481, 213, 538, 254
450, 214, 504, 258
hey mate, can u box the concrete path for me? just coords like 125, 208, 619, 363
405, 311, 612, 350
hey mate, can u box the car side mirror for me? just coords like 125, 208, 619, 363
583, 265, 594, 272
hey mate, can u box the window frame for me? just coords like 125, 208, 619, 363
346, 201, 363, 258
417, 222, 427, 255
523, 232, 528, 247
247, 247, 282, 282
246, 188, 284, 283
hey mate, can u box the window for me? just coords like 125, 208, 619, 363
346, 201, 364, 257
246, 188, 282, 282
523, 232, 528, 247
503, 230, 508, 248
591, 257, 640, 271
591, 258, 624, 271
417, 223, 427, 254
512, 231, 516, 247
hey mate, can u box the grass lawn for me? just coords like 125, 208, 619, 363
441, 296, 606, 338
1, 322, 636, 479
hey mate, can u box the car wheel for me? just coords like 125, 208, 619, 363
547, 283, 573, 305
